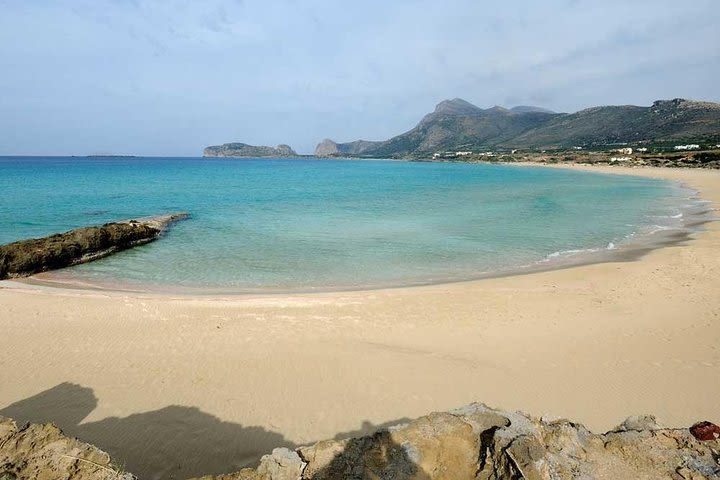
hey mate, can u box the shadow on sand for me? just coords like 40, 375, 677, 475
0, 383, 421, 479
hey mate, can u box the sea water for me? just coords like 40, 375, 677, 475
0, 157, 708, 292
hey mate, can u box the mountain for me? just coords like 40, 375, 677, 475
203, 142, 298, 157
510, 105, 556, 114
315, 98, 720, 157
507, 99, 720, 147
315, 98, 557, 157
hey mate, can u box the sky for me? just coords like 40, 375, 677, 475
1, 0, 719, 156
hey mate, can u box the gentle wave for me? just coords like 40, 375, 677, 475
0, 157, 713, 292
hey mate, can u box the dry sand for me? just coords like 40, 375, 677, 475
1, 164, 719, 478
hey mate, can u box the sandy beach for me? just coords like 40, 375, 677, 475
1, 164, 719, 479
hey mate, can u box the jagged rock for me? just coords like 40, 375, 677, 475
0, 213, 188, 279
256, 449, 305, 480
617, 414, 662, 431
299, 410, 507, 480
3, 404, 719, 479
0, 416, 135, 480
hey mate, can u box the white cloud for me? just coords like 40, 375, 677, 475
0, 0, 718, 154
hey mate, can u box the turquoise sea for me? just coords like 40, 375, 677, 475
0, 156, 706, 292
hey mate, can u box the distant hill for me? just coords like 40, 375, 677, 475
507, 99, 720, 148
314, 139, 383, 156
315, 98, 720, 157
510, 105, 556, 114
203, 142, 298, 157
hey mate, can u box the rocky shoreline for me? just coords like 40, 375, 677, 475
1, 403, 718, 479
0, 213, 188, 280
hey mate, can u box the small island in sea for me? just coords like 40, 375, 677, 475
203, 142, 299, 157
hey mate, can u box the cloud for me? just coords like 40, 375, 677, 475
0, 0, 718, 155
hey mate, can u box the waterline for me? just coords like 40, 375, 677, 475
0, 157, 709, 293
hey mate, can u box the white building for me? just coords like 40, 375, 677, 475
674, 144, 700, 150
637, 147, 648, 152
614, 147, 633, 155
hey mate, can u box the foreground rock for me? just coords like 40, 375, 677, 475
3, 404, 719, 479
0, 417, 134, 479
0, 213, 188, 279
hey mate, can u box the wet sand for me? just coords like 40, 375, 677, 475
1, 165, 719, 479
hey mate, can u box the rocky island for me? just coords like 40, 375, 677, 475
0, 213, 189, 279
1, 403, 718, 479
203, 143, 298, 158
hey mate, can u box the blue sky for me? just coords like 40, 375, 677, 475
1, 0, 719, 155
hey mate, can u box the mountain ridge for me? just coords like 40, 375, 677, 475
315, 98, 720, 157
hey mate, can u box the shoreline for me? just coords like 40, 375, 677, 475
5, 162, 715, 297
1, 163, 719, 479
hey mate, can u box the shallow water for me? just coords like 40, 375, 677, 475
0, 156, 706, 292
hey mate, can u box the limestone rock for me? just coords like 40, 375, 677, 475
617, 414, 662, 431
314, 139, 340, 157
313, 139, 382, 157
256, 448, 305, 480
3, 404, 719, 480
0, 416, 134, 480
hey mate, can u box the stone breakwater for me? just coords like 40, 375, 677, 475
0, 213, 189, 279
1, 403, 718, 480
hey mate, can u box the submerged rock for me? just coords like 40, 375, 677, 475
0, 213, 189, 279
2, 403, 719, 479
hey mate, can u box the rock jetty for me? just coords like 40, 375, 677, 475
0, 213, 189, 279
2, 403, 719, 479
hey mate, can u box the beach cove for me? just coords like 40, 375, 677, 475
1, 164, 719, 479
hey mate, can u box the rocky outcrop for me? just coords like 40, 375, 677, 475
0, 213, 188, 279
314, 139, 382, 157
318, 98, 720, 157
203, 143, 298, 157
0, 416, 135, 479
3, 403, 719, 479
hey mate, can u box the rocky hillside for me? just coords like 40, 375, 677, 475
314, 139, 382, 157
315, 99, 557, 157
2, 403, 718, 479
509, 98, 720, 148
316, 98, 720, 157
203, 143, 298, 157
